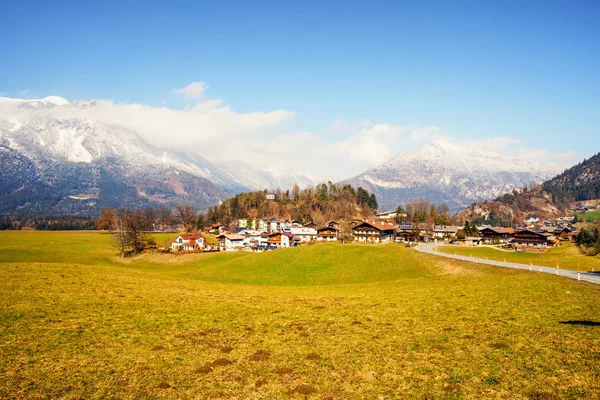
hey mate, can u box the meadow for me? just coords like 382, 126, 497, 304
436, 241, 600, 272
574, 209, 600, 223
1, 231, 600, 399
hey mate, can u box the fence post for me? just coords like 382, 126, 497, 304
578, 263, 581, 281
530, 263, 532, 271
556, 262, 559, 275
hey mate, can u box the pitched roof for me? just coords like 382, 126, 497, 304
317, 227, 339, 233
180, 233, 203, 240
217, 234, 244, 240
353, 220, 395, 231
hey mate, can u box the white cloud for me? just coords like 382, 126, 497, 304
0, 87, 580, 183
514, 146, 578, 165
173, 81, 209, 100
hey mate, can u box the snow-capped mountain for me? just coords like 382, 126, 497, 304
0, 96, 250, 215
343, 140, 566, 211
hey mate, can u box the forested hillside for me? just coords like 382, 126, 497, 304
542, 152, 600, 206
203, 183, 378, 225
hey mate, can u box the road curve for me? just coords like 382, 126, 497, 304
416, 242, 600, 285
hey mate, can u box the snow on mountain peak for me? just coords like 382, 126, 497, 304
344, 139, 567, 211
41, 96, 69, 106
0, 96, 69, 109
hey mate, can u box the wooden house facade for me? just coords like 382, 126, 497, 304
352, 221, 395, 243
511, 230, 558, 247
480, 227, 513, 243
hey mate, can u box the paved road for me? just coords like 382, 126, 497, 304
416, 242, 600, 285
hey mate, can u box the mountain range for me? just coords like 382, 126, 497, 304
0, 96, 309, 215
456, 151, 600, 225
342, 140, 565, 211
0, 95, 571, 216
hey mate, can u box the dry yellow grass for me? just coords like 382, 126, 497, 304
1, 231, 600, 398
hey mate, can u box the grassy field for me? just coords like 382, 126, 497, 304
574, 209, 600, 223
437, 241, 600, 272
2, 231, 600, 398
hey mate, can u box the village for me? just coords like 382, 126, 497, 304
169, 210, 578, 253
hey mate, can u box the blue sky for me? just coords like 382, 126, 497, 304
1, 0, 598, 173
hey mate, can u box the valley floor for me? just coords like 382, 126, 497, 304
1, 231, 600, 399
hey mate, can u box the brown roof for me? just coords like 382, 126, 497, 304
180, 233, 203, 240
482, 227, 511, 234
353, 221, 395, 231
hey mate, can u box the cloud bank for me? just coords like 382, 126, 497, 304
0, 83, 580, 181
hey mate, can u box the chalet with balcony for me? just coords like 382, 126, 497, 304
480, 227, 514, 243
511, 230, 558, 247
267, 232, 294, 248
352, 221, 395, 243
317, 226, 339, 241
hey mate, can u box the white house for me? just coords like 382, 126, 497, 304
216, 234, 245, 251
171, 233, 205, 251
289, 227, 317, 242
433, 225, 459, 238
244, 230, 270, 249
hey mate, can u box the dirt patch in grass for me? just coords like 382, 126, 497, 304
157, 382, 172, 389
151, 345, 166, 351
289, 384, 318, 395
220, 346, 233, 353
211, 358, 233, 367
194, 365, 213, 374
199, 328, 222, 336
250, 350, 270, 361
305, 353, 322, 361
443, 384, 461, 393
491, 342, 509, 349
351, 321, 363, 325
255, 378, 267, 388
276, 367, 294, 374
528, 392, 560, 400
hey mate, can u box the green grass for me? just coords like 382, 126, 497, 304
437, 241, 600, 271
2, 231, 600, 398
128, 243, 436, 286
574, 209, 600, 223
